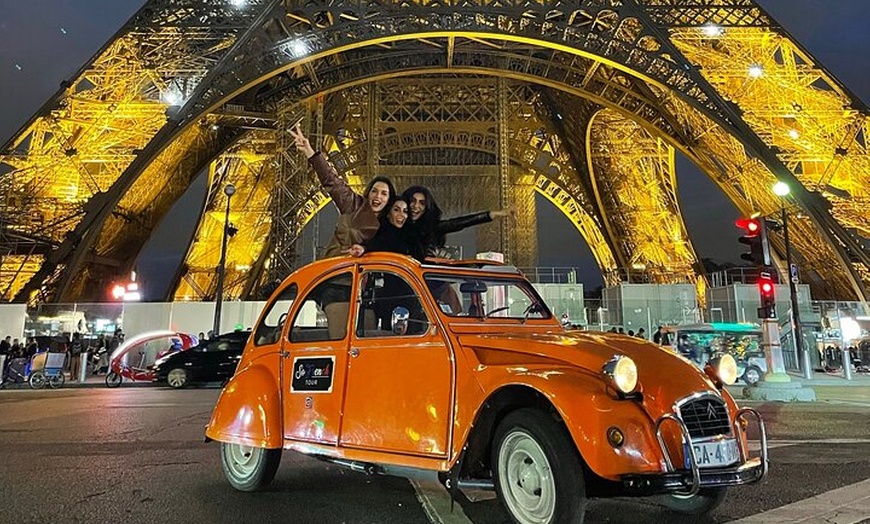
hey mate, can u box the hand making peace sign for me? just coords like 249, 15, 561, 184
289, 123, 316, 159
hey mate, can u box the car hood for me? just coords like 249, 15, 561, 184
456, 329, 720, 409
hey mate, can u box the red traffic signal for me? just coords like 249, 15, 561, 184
757, 273, 776, 319
736, 216, 771, 267
735, 217, 761, 236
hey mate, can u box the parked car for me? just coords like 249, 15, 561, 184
205, 253, 767, 524
153, 331, 251, 388
669, 323, 768, 386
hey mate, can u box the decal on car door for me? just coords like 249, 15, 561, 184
290, 356, 335, 393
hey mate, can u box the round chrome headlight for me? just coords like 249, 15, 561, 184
602, 356, 638, 394
709, 353, 738, 386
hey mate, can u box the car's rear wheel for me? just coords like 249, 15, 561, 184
658, 488, 727, 515
220, 443, 281, 492
492, 408, 587, 524
167, 368, 188, 389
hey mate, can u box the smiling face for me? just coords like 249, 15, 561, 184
409, 191, 427, 221
387, 200, 409, 228
367, 182, 391, 213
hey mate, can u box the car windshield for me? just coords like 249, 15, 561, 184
424, 274, 550, 319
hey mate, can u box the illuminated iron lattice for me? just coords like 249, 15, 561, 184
0, 0, 866, 305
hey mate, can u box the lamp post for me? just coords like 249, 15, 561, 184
772, 181, 811, 379
213, 183, 236, 336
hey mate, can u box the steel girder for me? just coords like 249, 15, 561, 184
0, 0, 866, 303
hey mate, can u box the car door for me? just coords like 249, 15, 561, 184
339, 266, 453, 458
213, 335, 247, 381
282, 270, 355, 445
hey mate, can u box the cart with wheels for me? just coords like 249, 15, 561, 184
29, 352, 66, 389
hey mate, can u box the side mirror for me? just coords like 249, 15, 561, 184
391, 306, 410, 336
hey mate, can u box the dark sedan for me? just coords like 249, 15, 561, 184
153, 331, 251, 388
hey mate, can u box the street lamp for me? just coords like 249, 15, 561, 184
772, 181, 812, 379
213, 183, 236, 336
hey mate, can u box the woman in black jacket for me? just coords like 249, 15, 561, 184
350, 196, 422, 259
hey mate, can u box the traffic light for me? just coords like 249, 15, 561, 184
735, 217, 771, 267
757, 272, 777, 319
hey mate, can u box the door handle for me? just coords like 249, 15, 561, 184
349, 347, 360, 358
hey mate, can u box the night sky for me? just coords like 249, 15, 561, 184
0, 1, 867, 299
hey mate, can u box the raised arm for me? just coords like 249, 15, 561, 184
290, 124, 361, 214
436, 208, 515, 235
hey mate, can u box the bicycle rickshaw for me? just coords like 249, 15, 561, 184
106, 330, 197, 387
1, 351, 66, 389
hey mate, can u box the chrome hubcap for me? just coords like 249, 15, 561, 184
167, 369, 186, 387
499, 430, 556, 524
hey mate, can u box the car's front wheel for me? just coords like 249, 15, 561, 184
220, 442, 281, 492
105, 371, 122, 388
167, 368, 188, 389
742, 365, 762, 386
658, 487, 727, 515
492, 408, 587, 524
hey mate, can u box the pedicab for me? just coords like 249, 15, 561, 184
105, 330, 197, 388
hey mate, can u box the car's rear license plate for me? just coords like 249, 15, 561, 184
684, 439, 739, 469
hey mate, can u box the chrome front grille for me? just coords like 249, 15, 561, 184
678, 396, 731, 438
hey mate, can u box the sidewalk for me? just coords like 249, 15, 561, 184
728, 371, 870, 404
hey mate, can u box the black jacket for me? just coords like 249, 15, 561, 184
364, 224, 424, 260
413, 211, 493, 256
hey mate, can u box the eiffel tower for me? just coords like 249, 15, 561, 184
0, 0, 867, 304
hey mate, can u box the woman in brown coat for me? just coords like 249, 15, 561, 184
290, 124, 395, 258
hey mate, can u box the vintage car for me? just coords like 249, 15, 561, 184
205, 253, 767, 524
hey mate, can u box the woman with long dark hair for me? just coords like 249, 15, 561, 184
349, 196, 421, 259
401, 185, 513, 258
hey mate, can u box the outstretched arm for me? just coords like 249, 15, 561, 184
290, 124, 361, 214
436, 207, 515, 235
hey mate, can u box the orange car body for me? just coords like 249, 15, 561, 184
206, 253, 766, 497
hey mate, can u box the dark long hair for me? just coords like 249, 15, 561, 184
401, 185, 445, 249
363, 176, 397, 217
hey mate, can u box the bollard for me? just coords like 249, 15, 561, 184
79, 353, 89, 383
842, 347, 853, 381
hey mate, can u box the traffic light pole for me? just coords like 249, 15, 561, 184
781, 206, 812, 380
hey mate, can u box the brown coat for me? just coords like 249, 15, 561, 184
310, 153, 380, 258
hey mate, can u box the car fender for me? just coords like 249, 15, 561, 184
472, 370, 665, 479
205, 357, 282, 449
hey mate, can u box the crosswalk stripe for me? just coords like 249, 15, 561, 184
726, 478, 870, 524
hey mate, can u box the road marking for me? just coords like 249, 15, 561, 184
750, 438, 870, 451
726, 478, 870, 524
406, 471, 475, 524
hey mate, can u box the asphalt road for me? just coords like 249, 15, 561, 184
0, 387, 868, 524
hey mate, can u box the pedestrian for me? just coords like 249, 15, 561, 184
617, 327, 625, 335
10, 338, 22, 358
561, 313, 571, 328
24, 337, 38, 359
636, 328, 646, 340
68, 332, 83, 382
627, 329, 635, 337
0, 336, 10, 356
653, 326, 664, 345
